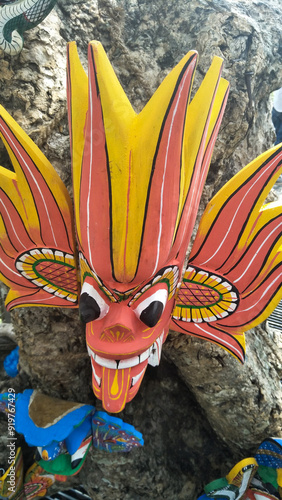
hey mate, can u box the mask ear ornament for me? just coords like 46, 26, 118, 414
171, 145, 282, 362
0, 104, 79, 310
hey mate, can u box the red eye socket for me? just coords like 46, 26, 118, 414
134, 289, 168, 327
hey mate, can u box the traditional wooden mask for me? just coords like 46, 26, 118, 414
67, 41, 229, 412
0, 41, 282, 413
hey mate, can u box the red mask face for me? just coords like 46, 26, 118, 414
79, 260, 179, 412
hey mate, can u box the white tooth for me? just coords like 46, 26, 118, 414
221, 281, 232, 291
156, 332, 164, 349
131, 366, 146, 387
21, 272, 32, 280
148, 334, 164, 367
227, 303, 237, 311
42, 249, 54, 258
210, 275, 222, 283
30, 249, 41, 257
95, 354, 117, 369
198, 271, 209, 280
148, 346, 159, 367
204, 315, 217, 322
43, 285, 57, 293
54, 251, 64, 260
32, 279, 44, 287
92, 365, 101, 386
87, 345, 92, 358
118, 356, 139, 369
152, 275, 161, 284
66, 296, 77, 303
19, 253, 30, 262
186, 266, 195, 274
216, 311, 228, 319
139, 347, 150, 363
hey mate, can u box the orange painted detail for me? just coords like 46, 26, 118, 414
100, 325, 135, 343
177, 283, 221, 307
33, 261, 77, 292
101, 366, 132, 413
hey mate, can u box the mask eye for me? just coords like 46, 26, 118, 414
134, 289, 168, 327
79, 281, 109, 323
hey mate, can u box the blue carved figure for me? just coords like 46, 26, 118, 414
0, 389, 144, 476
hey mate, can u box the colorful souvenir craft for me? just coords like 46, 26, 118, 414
199, 458, 258, 500
23, 462, 55, 500
91, 411, 145, 453
0, 452, 57, 500
0, 389, 144, 477
3, 346, 19, 377
0, 0, 57, 55
0, 41, 282, 413
0, 447, 24, 500
197, 438, 282, 500
252, 438, 282, 499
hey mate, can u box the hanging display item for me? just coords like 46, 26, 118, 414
0, 41, 282, 413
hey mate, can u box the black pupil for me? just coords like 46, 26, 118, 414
79, 293, 100, 323
140, 300, 164, 327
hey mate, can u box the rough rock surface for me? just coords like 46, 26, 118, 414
0, 0, 282, 498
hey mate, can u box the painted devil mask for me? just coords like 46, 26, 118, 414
1, 41, 282, 413
67, 41, 229, 411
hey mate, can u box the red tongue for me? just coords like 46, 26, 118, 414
101, 367, 131, 413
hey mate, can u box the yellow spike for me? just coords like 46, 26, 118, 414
0, 105, 73, 235
67, 42, 88, 245
176, 56, 225, 231
88, 42, 137, 279
0, 139, 40, 232
240, 200, 282, 251
0, 166, 29, 227
198, 145, 282, 240
127, 51, 198, 273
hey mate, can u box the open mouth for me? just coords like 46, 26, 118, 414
87, 332, 165, 412
87, 331, 164, 371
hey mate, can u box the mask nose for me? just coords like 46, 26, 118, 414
99, 303, 137, 343
100, 324, 135, 343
